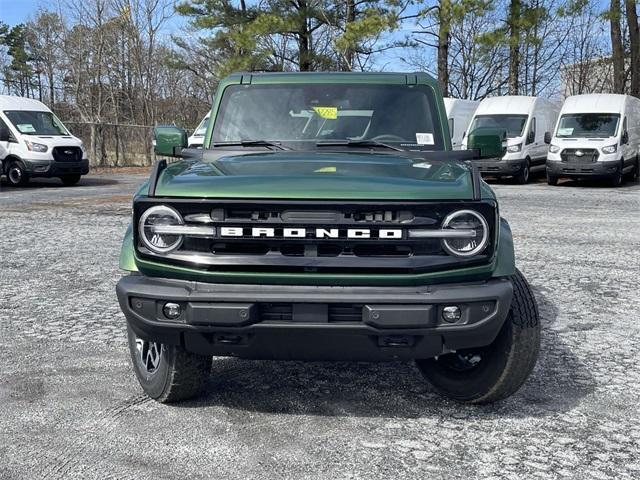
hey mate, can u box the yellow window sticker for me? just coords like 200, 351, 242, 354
313, 107, 338, 120
314, 166, 337, 173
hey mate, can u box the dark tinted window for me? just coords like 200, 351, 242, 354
212, 83, 445, 150
469, 114, 528, 138
556, 113, 620, 138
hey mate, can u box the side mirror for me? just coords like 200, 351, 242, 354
544, 131, 552, 144
0, 125, 11, 142
622, 131, 629, 145
153, 125, 187, 157
467, 127, 507, 159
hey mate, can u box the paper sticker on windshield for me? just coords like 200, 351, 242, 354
315, 166, 336, 173
313, 107, 338, 120
558, 127, 573, 136
416, 133, 434, 145
17, 124, 36, 133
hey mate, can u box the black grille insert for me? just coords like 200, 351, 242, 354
560, 148, 599, 163
52, 146, 83, 162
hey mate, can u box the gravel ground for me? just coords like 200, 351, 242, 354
1, 172, 639, 480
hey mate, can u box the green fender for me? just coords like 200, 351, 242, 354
119, 224, 138, 272
493, 217, 516, 278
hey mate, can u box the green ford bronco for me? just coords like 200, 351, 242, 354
116, 72, 540, 404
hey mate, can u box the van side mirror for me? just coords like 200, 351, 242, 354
622, 131, 629, 145
153, 125, 187, 157
0, 125, 12, 142
466, 127, 506, 159
544, 131, 552, 144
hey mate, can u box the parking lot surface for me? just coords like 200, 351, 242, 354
1, 173, 639, 479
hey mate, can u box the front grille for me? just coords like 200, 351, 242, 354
52, 146, 83, 162
134, 199, 497, 274
560, 148, 599, 163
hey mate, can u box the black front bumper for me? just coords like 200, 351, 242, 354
474, 158, 526, 177
546, 159, 620, 179
116, 275, 513, 361
23, 159, 90, 178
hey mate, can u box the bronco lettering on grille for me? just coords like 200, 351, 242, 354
219, 227, 403, 239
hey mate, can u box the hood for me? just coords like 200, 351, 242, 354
155, 151, 478, 200
25, 135, 82, 147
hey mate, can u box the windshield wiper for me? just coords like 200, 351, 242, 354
316, 140, 405, 152
211, 140, 290, 150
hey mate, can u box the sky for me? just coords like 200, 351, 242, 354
0, 0, 43, 25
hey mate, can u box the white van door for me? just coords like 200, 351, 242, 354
0, 116, 12, 162
525, 116, 545, 168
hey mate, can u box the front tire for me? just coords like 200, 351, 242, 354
127, 326, 211, 403
546, 175, 558, 186
416, 269, 540, 404
610, 161, 624, 187
514, 159, 530, 184
7, 161, 29, 186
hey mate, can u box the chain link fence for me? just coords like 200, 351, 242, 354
64, 122, 157, 167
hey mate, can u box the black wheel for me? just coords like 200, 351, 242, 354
127, 326, 211, 403
632, 157, 639, 182
514, 159, 530, 184
6, 161, 29, 186
546, 175, 558, 186
416, 269, 540, 404
61, 174, 81, 186
610, 161, 624, 187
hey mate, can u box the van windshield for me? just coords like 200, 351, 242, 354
556, 113, 619, 138
469, 115, 528, 138
211, 83, 445, 150
4, 110, 69, 136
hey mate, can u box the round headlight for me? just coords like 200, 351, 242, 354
441, 210, 489, 257
139, 205, 184, 254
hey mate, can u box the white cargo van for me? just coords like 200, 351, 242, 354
462, 96, 560, 183
546, 94, 640, 186
187, 111, 211, 148
443, 98, 479, 150
0, 95, 88, 186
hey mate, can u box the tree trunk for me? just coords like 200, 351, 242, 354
343, 0, 356, 71
437, 0, 451, 97
298, 0, 311, 71
626, 0, 640, 96
610, 0, 625, 93
507, 0, 521, 95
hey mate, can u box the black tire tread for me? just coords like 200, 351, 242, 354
417, 269, 541, 404
472, 269, 540, 404
154, 346, 211, 403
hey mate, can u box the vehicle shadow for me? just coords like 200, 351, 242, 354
0, 176, 119, 190
178, 287, 594, 419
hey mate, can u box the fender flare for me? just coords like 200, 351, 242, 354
493, 217, 516, 278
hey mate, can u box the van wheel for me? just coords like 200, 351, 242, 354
547, 175, 558, 186
61, 174, 81, 186
7, 161, 29, 186
515, 159, 530, 184
632, 157, 639, 182
416, 269, 541, 404
611, 161, 624, 187
127, 326, 211, 403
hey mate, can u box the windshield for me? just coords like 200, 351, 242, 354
556, 113, 620, 138
193, 114, 210, 136
469, 114, 528, 138
211, 83, 445, 150
4, 110, 69, 135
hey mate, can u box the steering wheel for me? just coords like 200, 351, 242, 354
369, 134, 406, 142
